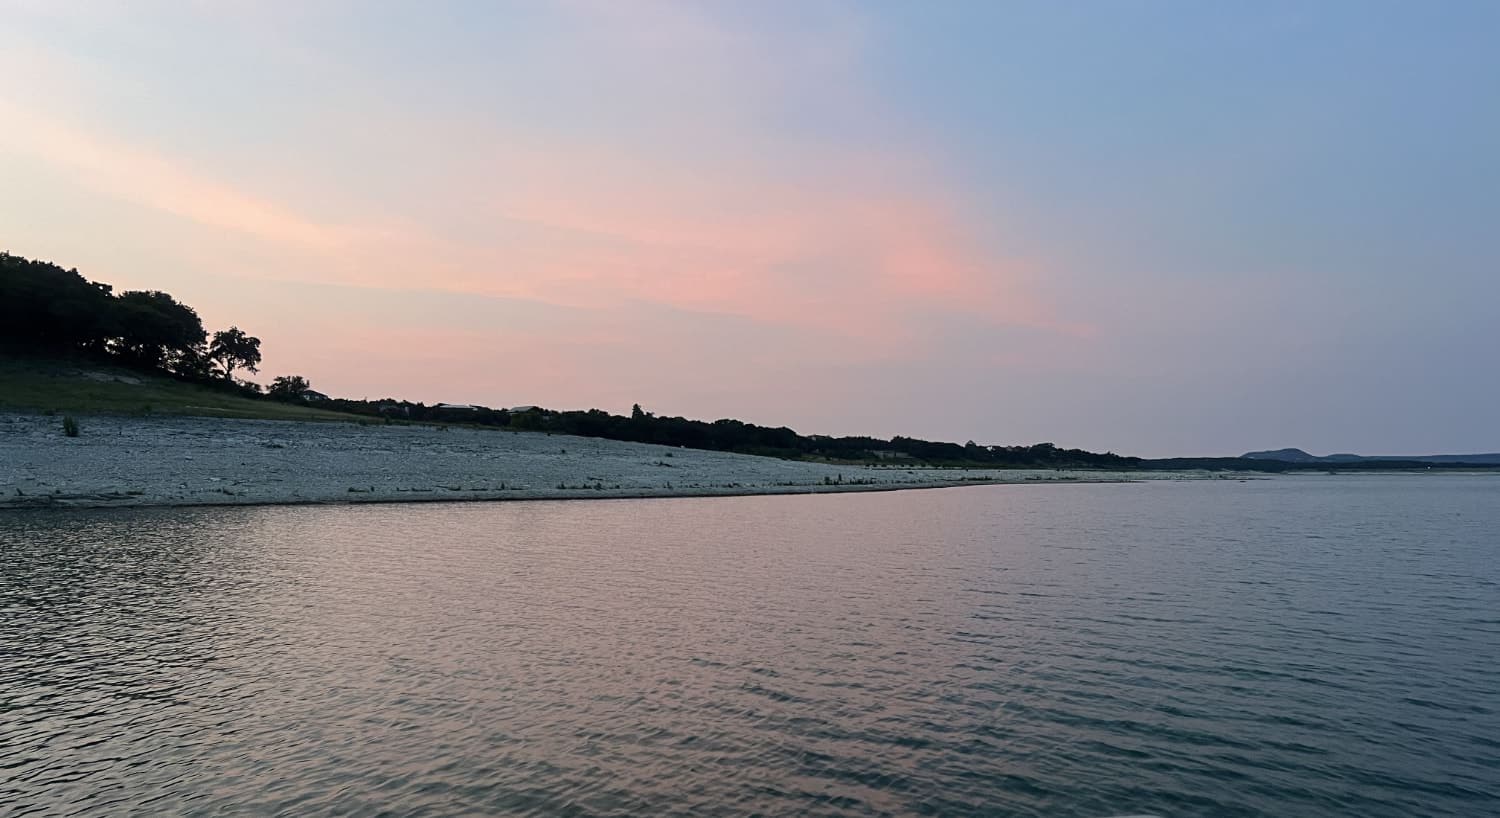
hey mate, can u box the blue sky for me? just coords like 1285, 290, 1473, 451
2, 1, 1496, 455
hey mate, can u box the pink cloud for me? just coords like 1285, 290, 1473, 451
0, 100, 354, 251
1, 0, 1090, 402
3, 101, 1054, 343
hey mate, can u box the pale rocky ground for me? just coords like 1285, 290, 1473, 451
0, 413, 1199, 510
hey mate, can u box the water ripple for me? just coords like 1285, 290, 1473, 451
3, 475, 1499, 816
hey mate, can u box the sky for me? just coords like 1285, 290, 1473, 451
2, 1, 1496, 457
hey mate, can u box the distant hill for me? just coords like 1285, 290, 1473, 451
1242, 448, 1500, 465
1242, 448, 1322, 462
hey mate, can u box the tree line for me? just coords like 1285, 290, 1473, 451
2, 251, 262, 387
307, 399, 1140, 468
6, 248, 1236, 469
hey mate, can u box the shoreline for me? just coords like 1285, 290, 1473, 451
1, 412, 1194, 512
0, 475, 1142, 512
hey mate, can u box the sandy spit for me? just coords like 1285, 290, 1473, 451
1, 413, 1198, 510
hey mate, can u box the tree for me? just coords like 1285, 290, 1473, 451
209, 326, 262, 379
267, 375, 311, 401
169, 345, 216, 380
0, 252, 115, 349
112, 290, 206, 368
509, 408, 543, 430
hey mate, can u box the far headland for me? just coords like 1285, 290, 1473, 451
1242, 448, 1500, 466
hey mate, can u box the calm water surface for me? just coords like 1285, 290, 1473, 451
3, 475, 1498, 816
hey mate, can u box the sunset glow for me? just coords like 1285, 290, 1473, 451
3, 0, 1496, 455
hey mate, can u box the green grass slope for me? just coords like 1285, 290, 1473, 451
0, 353, 356, 421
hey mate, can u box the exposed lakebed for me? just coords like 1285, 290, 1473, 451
0, 413, 1181, 509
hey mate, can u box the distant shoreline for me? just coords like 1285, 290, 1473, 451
0, 476, 1139, 513
1, 412, 1197, 512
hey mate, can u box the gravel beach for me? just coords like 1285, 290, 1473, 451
0, 413, 1183, 510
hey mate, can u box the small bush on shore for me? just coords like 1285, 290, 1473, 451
62, 415, 80, 437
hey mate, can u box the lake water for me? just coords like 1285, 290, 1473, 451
2, 475, 1498, 817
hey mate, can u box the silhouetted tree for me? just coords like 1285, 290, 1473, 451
509, 407, 544, 430
267, 375, 312, 401
170, 345, 216, 380
112, 290, 206, 368
209, 326, 262, 379
0, 252, 115, 349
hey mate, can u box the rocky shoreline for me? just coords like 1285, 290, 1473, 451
0, 413, 1193, 510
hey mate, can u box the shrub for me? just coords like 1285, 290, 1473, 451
62, 415, 80, 437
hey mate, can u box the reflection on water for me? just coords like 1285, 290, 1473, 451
3, 476, 1498, 816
